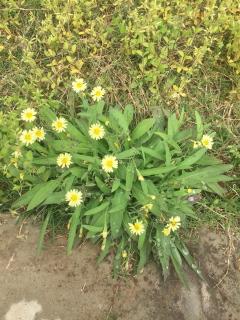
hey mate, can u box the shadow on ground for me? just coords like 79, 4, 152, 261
0, 214, 239, 320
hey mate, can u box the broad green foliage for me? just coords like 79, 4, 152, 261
12, 96, 232, 283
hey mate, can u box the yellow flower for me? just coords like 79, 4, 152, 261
57, 153, 72, 168
72, 78, 87, 93
201, 134, 214, 150
162, 227, 171, 236
21, 108, 37, 122
122, 250, 128, 258
138, 175, 144, 181
141, 203, 153, 213
65, 189, 83, 207
52, 117, 67, 133
149, 195, 156, 200
33, 127, 45, 141
193, 140, 202, 149
91, 86, 105, 101
129, 220, 145, 236
89, 123, 105, 140
20, 130, 36, 146
167, 216, 181, 232
187, 188, 193, 194
101, 155, 118, 173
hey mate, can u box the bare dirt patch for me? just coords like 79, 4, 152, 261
0, 214, 239, 320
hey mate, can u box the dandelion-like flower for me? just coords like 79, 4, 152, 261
167, 216, 181, 232
21, 108, 37, 122
91, 86, 105, 101
72, 78, 87, 93
129, 220, 145, 236
101, 155, 118, 173
201, 134, 213, 150
89, 123, 105, 140
52, 117, 67, 133
33, 127, 45, 141
65, 189, 83, 207
57, 153, 72, 168
141, 203, 153, 213
19, 130, 36, 146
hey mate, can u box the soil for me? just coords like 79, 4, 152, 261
0, 213, 240, 320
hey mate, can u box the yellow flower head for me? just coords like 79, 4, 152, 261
138, 175, 144, 181
149, 195, 156, 200
20, 130, 36, 146
187, 188, 193, 194
129, 220, 145, 236
52, 117, 67, 133
122, 250, 128, 258
33, 127, 45, 141
21, 108, 37, 122
89, 123, 105, 140
57, 153, 72, 168
167, 216, 181, 232
193, 140, 202, 149
201, 134, 213, 150
72, 78, 87, 93
162, 227, 171, 236
91, 86, 105, 101
101, 155, 118, 173
65, 189, 83, 207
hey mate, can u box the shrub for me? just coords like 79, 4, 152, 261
12, 83, 232, 283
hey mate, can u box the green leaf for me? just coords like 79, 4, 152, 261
37, 212, 51, 254
82, 225, 104, 232
123, 105, 134, 126
111, 179, 121, 192
32, 157, 57, 165
177, 148, 206, 169
141, 165, 175, 176
125, 161, 135, 192
97, 238, 111, 263
141, 147, 164, 160
43, 192, 65, 205
110, 108, 129, 133
110, 190, 128, 239
137, 238, 150, 273
138, 224, 147, 250
84, 201, 110, 216
164, 142, 171, 166
67, 207, 81, 255
67, 123, 88, 142
156, 226, 170, 280
195, 111, 203, 140
95, 176, 110, 193
27, 179, 60, 211
117, 148, 139, 159
131, 118, 155, 141
12, 183, 47, 208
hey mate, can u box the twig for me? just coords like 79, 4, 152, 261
6, 253, 15, 270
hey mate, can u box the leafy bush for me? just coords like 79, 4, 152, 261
12, 83, 232, 283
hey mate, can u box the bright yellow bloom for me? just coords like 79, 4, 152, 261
193, 140, 202, 149
72, 78, 87, 93
162, 227, 171, 236
101, 155, 118, 173
187, 188, 193, 194
122, 250, 128, 258
149, 195, 156, 200
129, 220, 145, 236
33, 127, 45, 141
52, 117, 67, 133
167, 216, 181, 232
21, 108, 37, 122
57, 153, 72, 168
89, 123, 105, 140
91, 86, 105, 101
201, 134, 214, 150
20, 130, 36, 146
65, 189, 83, 207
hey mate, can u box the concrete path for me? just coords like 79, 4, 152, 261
0, 214, 240, 320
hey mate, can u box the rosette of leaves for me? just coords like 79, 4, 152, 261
13, 101, 232, 284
